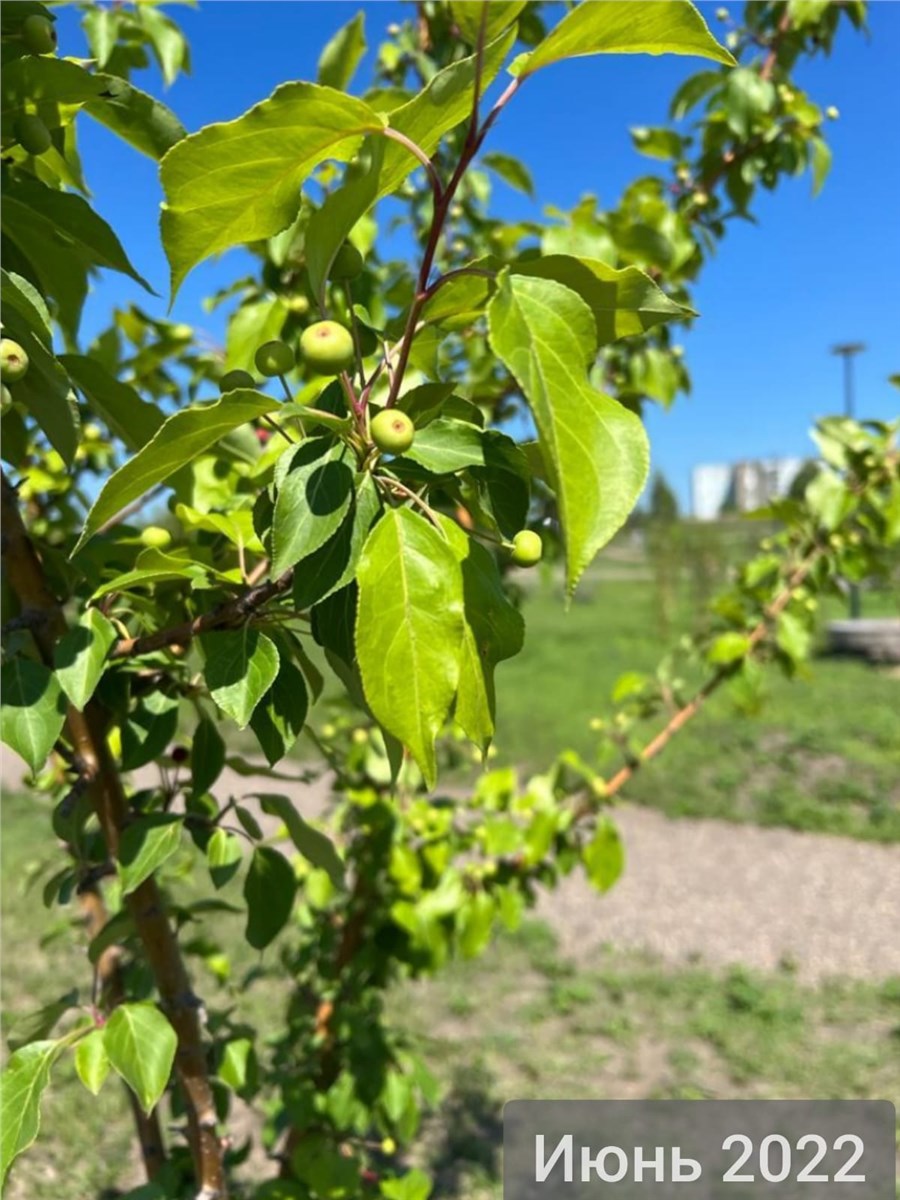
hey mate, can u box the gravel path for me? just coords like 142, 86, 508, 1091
4, 754, 898, 983
537, 806, 900, 982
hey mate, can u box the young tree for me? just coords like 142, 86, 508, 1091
3, 3, 896, 1197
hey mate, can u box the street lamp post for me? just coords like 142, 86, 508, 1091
830, 341, 866, 618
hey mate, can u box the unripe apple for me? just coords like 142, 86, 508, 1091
370, 409, 415, 455
284, 294, 310, 316
220, 369, 255, 392
300, 321, 355, 375
14, 114, 52, 156
1, 384, 12, 411
254, 340, 295, 377
510, 529, 543, 567
22, 14, 57, 54
140, 525, 172, 550
1, 339, 30, 383
328, 242, 364, 280
826, 105, 839, 120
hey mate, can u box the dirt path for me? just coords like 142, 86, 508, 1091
4, 754, 898, 983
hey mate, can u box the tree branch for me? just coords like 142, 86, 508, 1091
576, 549, 821, 817
111, 569, 294, 659
1, 471, 228, 1200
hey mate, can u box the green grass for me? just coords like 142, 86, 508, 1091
394, 920, 900, 1198
488, 573, 900, 841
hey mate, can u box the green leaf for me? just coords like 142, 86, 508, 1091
518, 0, 735, 76
118, 815, 183, 895
54, 608, 117, 711
258, 795, 345, 890
776, 611, 813, 663
271, 438, 356, 576
59, 354, 164, 452
160, 83, 385, 298
307, 135, 385, 310
380, 1168, 433, 1200
191, 716, 226, 796
317, 11, 367, 91
1, 174, 151, 294
225, 296, 288, 373
0, 56, 103, 130
707, 631, 751, 665
200, 628, 280, 729
582, 818, 625, 893
379, 26, 517, 199
0, 270, 78, 463
724, 67, 776, 139
138, 6, 189, 87
356, 508, 465, 787
244, 846, 297, 951
805, 469, 851, 531
206, 827, 243, 890
90, 551, 207, 601
292, 472, 381, 611
450, 1, 527, 44
249, 659, 309, 766
487, 272, 649, 593
809, 135, 832, 196
437, 517, 524, 752
630, 125, 686, 160
512, 254, 693, 345
0, 658, 65, 773
0, 269, 51, 342
6, 991, 79, 1054
0, 1040, 61, 1186
481, 150, 534, 197
103, 1003, 176, 1114
218, 1037, 253, 1093
74, 1029, 110, 1096
400, 417, 488, 474
85, 74, 186, 160
75, 392, 280, 551
120, 691, 179, 770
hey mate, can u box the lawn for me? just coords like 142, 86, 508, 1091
489, 568, 900, 841
394, 920, 900, 1198
3, 792, 898, 1199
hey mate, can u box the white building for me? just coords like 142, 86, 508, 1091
691, 457, 806, 520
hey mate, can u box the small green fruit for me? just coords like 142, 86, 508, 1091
254, 340, 295, 377
220, 369, 255, 392
370, 409, 415, 455
299, 321, 355, 376
22, 14, 57, 55
284, 294, 310, 316
329, 242, 364, 280
14, 114, 52, 156
826, 105, 839, 120
1, 384, 12, 410
511, 529, 543, 568
0, 339, 29, 383
140, 526, 172, 550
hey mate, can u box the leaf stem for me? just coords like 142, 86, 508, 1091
381, 126, 443, 203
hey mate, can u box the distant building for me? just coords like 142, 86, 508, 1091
691, 457, 805, 520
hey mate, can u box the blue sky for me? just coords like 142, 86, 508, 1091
55, 1, 900, 509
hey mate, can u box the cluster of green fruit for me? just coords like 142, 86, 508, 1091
12, 16, 58, 157
1, 338, 29, 410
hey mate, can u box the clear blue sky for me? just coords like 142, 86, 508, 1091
55, 1, 900, 509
